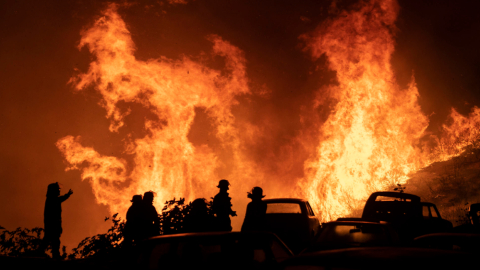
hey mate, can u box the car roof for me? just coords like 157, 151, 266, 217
420, 202, 436, 206
470, 203, 480, 211
367, 192, 420, 202
263, 198, 306, 203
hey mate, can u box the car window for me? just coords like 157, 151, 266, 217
429, 206, 438, 218
422, 205, 430, 217
253, 249, 266, 262
306, 202, 315, 216
266, 203, 302, 214
270, 238, 292, 261
375, 196, 412, 201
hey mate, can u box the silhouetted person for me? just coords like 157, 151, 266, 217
241, 187, 267, 232
42, 182, 73, 259
143, 191, 160, 238
124, 194, 144, 244
212, 179, 236, 231
183, 198, 215, 233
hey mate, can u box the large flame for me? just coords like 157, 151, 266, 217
58, 1, 480, 225
434, 107, 480, 161
299, 0, 429, 221
57, 4, 258, 217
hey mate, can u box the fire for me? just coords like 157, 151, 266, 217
57, 4, 256, 217
57, 0, 480, 225
434, 107, 480, 161
299, 0, 429, 221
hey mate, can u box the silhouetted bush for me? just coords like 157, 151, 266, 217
159, 197, 215, 234
68, 213, 125, 260
0, 226, 59, 257
0, 198, 214, 260
68, 197, 214, 259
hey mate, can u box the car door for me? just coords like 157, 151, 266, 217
305, 202, 320, 238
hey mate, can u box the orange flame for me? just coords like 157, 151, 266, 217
57, 4, 256, 217
299, 0, 429, 221
57, 1, 480, 225
434, 107, 480, 161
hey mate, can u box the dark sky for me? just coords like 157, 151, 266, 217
1, 0, 480, 251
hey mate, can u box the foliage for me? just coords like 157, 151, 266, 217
160, 197, 188, 235
0, 226, 59, 257
407, 130, 480, 226
451, 202, 471, 226
160, 197, 214, 235
69, 197, 215, 259
0, 197, 215, 260
68, 213, 125, 260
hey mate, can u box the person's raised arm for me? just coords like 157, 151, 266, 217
59, 189, 73, 202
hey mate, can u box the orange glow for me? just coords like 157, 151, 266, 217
57, 1, 480, 225
435, 107, 480, 161
57, 4, 255, 217
299, 0, 429, 221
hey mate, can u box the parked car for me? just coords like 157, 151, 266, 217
302, 221, 400, 253
136, 231, 293, 270
280, 247, 471, 270
414, 233, 480, 252
263, 199, 320, 253
361, 192, 452, 239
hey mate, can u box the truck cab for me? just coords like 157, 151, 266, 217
263, 198, 320, 253
361, 192, 452, 240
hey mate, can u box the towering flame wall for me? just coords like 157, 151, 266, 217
299, 0, 429, 221
57, 0, 480, 224
57, 4, 259, 217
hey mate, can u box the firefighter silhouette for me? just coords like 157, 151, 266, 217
143, 191, 160, 238
124, 194, 144, 244
42, 182, 73, 259
241, 187, 267, 232
212, 179, 236, 231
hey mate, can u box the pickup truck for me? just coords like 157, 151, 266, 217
360, 192, 452, 240
263, 198, 320, 253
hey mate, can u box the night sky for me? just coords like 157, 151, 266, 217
1, 0, 480, 251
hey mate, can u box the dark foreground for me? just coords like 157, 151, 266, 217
1, 231, 478, 270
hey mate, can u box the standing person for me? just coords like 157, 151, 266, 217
212, 179, 236, 231
124, 194, 143, 244
42, 182, 73, 259
241, 187, 267, 232
143, 191, 160, 238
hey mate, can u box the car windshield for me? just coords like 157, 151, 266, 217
375, 196, 412, 201
315, 224, 389, 247
266, 203, 302, 214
